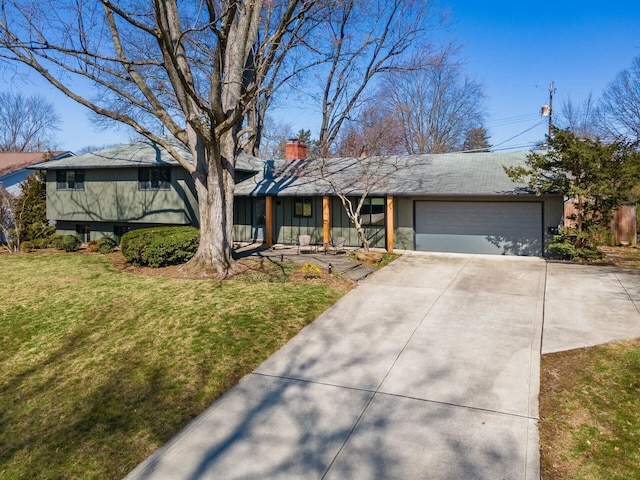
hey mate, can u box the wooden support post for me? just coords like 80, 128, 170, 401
386, 195, 394, 252
323, 196, 330, 251
265, 196, 273, 247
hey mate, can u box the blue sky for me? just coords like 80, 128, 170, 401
2, 1, 639, 153
438, 0, 640, 149
279, 1, 640, 151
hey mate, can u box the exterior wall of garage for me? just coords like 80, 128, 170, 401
394, 195, 564, 256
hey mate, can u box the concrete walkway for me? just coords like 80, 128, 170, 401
127, 253, 548, 479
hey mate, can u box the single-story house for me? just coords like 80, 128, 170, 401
31, 137, 565, 256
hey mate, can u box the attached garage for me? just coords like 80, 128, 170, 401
414, 201, 543, 256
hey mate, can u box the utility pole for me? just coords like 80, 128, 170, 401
548, 81, 555, 148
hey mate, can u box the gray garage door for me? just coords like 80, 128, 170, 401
415, 201, 543, 256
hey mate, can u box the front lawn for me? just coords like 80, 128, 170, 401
0, 252, 351, 479
540, 339, 640, 479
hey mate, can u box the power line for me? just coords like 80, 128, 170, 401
490, 142, 542, 152
491, 118, 547, 149
485, 113, 541, 128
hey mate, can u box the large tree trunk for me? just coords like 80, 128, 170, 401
183, 132, 237, 276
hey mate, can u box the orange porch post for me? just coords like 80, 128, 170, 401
323, 196, 330, 249
265, 196, 273, 247
386, 195, 394, 252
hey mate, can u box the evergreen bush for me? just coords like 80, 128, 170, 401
31, 237, 51, 249
120, 226, 199, 267
59, 235, 82, 252
97, 237, 117, 254
49, 234, 64, 250
20, 240, 34, 252
50, 234, 81, 252
549, 227, 606, 261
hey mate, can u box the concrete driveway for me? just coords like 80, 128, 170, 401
543, 262, 640, 353
126, 253, 640, 480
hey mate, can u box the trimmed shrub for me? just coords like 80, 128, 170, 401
97, 237, 117, 254
31, 237, 52, 249
59, 235, 82, 252
120, 226, 199, 267
50, 234, 64, 250
20, 241, 34, 252
50, 234, 81, 252
87, 240, 100, 252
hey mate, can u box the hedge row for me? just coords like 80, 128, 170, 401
120, 226, 200, 267
20, 235, 116, 253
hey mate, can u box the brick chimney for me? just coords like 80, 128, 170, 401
285, 138, 307, 160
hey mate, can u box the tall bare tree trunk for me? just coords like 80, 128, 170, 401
183, 132, 236, 275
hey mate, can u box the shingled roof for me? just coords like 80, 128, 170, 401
29, 136, 542, 198
234, 151, 540, 197
30, 136, 263, 173
0, 151, 72, 177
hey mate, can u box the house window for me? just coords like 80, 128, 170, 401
294, 198, 312, 218
138, 167, 171, 190
361, 197, 385, 226
56, 170, 85, 190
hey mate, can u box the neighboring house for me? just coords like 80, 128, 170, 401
31, 137, 565, 256
1, 151, 74, 244
0, 151, 74, 196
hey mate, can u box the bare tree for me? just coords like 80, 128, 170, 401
298, 154, 407, 251
559, 94, 599, 139
0, 0, 317, 274
0, 91, 60, 151
384, 52, 486, 154
598, 55, 640, 141
259, 115, 293, 160
335, 104, 405, 157
307, 0, 449, 155
237, 4, 324, 157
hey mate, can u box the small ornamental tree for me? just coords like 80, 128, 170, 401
11, 170, 55, 248
504, 127, 640, 257
0, 185, 13, 248
296, 155, 408, 252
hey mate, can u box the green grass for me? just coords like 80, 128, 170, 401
540, 339, 640, 480
0, 253, 349, 479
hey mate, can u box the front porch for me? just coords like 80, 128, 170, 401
233, 195, 396, 253
233, 242, 382, 282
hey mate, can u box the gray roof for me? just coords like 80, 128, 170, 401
30, 136, 262, 172
29, 135, 546, 197
234, 151, 543, 197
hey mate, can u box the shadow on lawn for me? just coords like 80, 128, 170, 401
0, 330, 238, 479
128, 260, 526, 479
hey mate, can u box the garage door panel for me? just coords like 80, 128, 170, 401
415, 201, 542, 256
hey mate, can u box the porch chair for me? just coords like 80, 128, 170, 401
297, 234, 312, 254
333, 236, 346, 255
